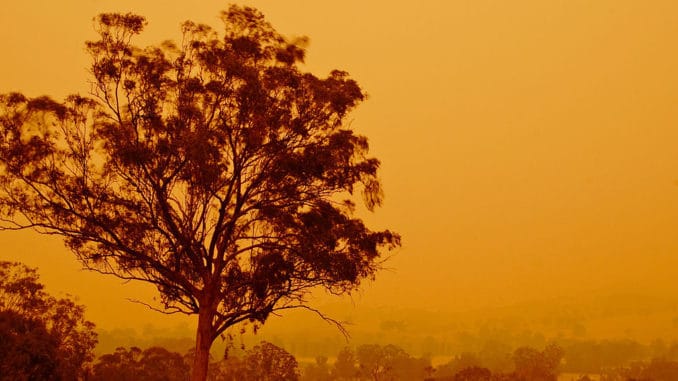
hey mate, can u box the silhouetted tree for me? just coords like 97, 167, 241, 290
0, 310, 60, 381
621, 358, 678, 381
355, 344, 430, 381
140, 346, 191, 381
0, 261, 97, 380
91, 346, 190, 381
208, 355, 246, 381
242, 341, 299, 381
511, 343, 563, 381
332, 347, 359, 380
0, 5, 400, 380
357, 344, 399, 381
207, 341, 298, 381
91, 347, 144, 381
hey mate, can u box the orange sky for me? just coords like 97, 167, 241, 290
1, 0, 678, 334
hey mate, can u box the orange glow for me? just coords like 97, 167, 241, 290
2, 0, 678, 346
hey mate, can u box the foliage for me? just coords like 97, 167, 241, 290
243, 341, 300, 381
356, 344, 424, 380
293, 340, 678, 381
598, 358, 678, 381
209, 341, 298, 381
0, 261, 97, 380
0, 5, 399, 380
511, 343, 564, 381
91, 346, 190, 381
451, 366, 492, 381
0, 310, 59, 381
208, 355, 246, 381
85, 341, 578, 381
332, 347, 359, 380
316, 344, 431, 381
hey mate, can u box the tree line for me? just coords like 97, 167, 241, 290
81, 341, 678, 381
3, 260, 678, 380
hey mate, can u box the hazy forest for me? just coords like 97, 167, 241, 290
2, 1, 678, 381
6, 260, 678, 381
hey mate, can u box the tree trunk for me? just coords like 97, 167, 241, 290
191, 308, 214, 381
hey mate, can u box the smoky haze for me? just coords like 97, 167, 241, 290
2, 0, 678, 357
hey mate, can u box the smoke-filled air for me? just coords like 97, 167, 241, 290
1, 1, 678, 380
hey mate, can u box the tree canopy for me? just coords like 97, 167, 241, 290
0, 261, 97, 381
0, 5, 399, 380
91, 346, 190, 381
209, 341, 299, 381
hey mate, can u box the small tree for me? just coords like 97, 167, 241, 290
512, 343, 564, 381
242, 341, 299, 381
140, 346, 191, 381
332, 347, 359, 380
0, 261, 97, 380
355, 344, 430, 381
0, 310, 60, 381
91, 346, 190, 381
91, 347, 145, 381
0, 6, 399, 381
208, 355, 246, 381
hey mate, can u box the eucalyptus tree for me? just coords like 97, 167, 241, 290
0, 6, 399, 380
